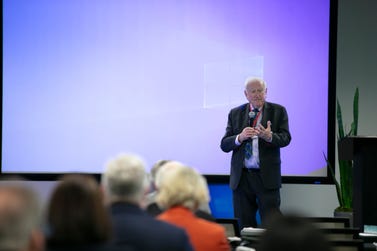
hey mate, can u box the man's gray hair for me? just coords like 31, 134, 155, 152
102, 153, 149, 204
0, 184, 41, 251
244, 77, 267, 90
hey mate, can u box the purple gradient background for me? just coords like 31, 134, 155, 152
2, 0, 329, 175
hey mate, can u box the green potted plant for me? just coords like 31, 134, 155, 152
326, 88, 359, 217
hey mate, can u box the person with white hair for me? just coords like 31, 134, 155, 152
220, 77, 291, 228
0, 182, 44, 251
101, 153, 193, 251
156, 162, 230, 251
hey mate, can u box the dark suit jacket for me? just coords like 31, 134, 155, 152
220, 102, 291, 190
109, 202, 193, 251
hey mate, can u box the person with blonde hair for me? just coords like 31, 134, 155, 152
101, 153, 193, 251
156, 162, 230, 251
146, 160, 215, 221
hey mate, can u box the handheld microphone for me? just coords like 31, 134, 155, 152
249, 111, 256, 126
249, 111, 256, 119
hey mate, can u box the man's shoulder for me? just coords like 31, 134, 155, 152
149, 216, 187, 234
230, 103, 248, 113
128, 212, 187, 236
113, 211, 190, 244
136, 217, 192, 249
265, 101, 286, 110
113, 216, 192, 251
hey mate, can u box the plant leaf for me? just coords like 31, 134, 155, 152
333, 88, 358, 211
336, 99, 345, 139
338, 159, 353, 209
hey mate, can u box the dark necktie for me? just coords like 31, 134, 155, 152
249, 108, 259, 127
245, 108, 259, 160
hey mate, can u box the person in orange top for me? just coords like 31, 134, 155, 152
156, 162, 230, 251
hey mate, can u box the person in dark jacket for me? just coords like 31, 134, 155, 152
221, 77, 291, 228
101, 153, 193, 251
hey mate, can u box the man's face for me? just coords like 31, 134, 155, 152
244, 81, 267, 109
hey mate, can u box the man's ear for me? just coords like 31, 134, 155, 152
28, 229, 45, 251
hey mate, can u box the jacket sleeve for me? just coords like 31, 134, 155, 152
270, 106, 291, 148
220, 109, 240, 153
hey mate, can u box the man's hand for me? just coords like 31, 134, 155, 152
256, 121, 273, 142
238, 127, 259, 143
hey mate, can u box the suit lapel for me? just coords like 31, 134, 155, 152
243, 103, 251, 128
261, 102, 271, 127
242, 102, 272, 128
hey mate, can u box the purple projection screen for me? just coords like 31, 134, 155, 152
2, 0, 332, 178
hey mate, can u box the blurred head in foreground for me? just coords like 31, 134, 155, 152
258, 214, 332, 251
102, 153, 149, 206
0, 181, 44, 251
47, 174, 112, 247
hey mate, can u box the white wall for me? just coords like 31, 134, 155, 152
336, 0, 377, 136
280, 184, 338, 217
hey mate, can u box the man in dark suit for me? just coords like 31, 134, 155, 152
220, 77, 291, 228
101, 153, 193, 251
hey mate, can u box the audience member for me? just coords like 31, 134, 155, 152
257, 214, 332, 251
156, 162, 230, 251
143, 159, 170, 214
220, 77, 291, 228
46, 174, 131, 251
101, 153, 193, 251
145, 160, 215, 222
0, 181, 44, 251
